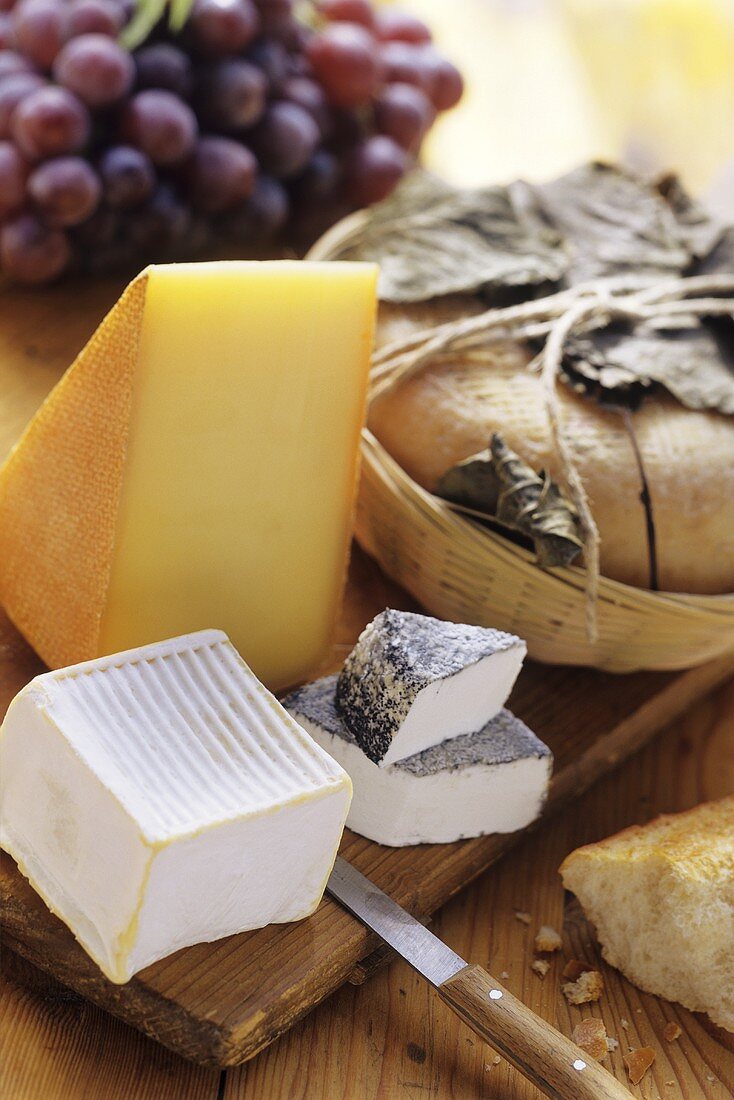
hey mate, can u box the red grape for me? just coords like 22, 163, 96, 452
224, 173, 288, 241
67, 0, 123, 37
328, 105, 364, 149
186, 135, 256, 213
12, 85, 90, 158
1, 212, 70, 283
195, 58, 266, 130
374, 10, 431, 44
318, 0, 375, 29
420, 48, 463, 110
0, 72, 45, 138
281, 75, 332, 139
246, 37, 288, 90
379, 40, 430, 91
98, 144, 155, 207
73, 204, 119, 247
374, 81, 433, 151
134, 43, 193, 98
292, 148, 341, 205
0, 140, 27, 219
0, 50, 34, 78
121, 89, 198, 166
251, 100, 319, 178
306, 22, 380, 108
189, 0, 260, 58
0, 14, 14, 48
128, 184, 190, 249
257, 0, 298, 46
346, 134, 407, 205
28, 154, 101, 225
12, 0, 68, 71
110, 0, 134, 23
0, 0, 463, 283
53, 34, 134, 108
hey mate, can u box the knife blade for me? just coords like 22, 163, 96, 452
327, 855, 466, 986
326, 857, 631, 1100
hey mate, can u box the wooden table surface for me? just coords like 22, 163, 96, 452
1, 278, 733, 1100
2, 672, 733, 1099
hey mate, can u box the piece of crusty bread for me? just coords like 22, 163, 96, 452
560, 798, 734, 1033
369, 302, 734, 595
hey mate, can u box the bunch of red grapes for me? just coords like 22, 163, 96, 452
0, 0, 462, 284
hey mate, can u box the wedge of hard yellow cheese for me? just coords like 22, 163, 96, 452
0, 261, 378, 690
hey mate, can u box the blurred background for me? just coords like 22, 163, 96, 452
410, 0, 734, 208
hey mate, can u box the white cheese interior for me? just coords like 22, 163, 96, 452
291, 709, 551, 847
381, 643, 525, 766
0, 630, 351, 982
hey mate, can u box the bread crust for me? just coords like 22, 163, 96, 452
560, 797, 734, 1033
560, 797, 734, 874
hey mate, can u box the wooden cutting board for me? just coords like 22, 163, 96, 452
0, 276, 732, 1069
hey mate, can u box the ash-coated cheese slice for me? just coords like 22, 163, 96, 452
336, 610, 526, 766
0, 630, 351, 983
285, 675, 550, 847
0, 261, 377, 691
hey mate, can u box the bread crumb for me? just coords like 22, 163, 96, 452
663, 1022, 681, 1042
706, 1075, 716, 1083
562, 958, 591, 981
624, 1046, 656, 1085
514, 910, 532, 925
665, 1082, 675, 1088
562, 970, 604, 1005
492, 1055, 501, 1065
620, 1018, 630, 1030
531, 959, 550, 979
534, 925, 562, 953
500, 970, 509, 979
571, 1018, 608, 1061
606, 1036, 619, 1052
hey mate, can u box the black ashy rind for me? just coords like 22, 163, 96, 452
335, 609, 523, 764
284, 674, 551, 779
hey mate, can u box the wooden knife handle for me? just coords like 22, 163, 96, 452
438, 964, 630, 1099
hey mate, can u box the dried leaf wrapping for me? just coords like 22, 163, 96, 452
334, 171, 568, 303
698, 226, 734, 276
563, 320, 734, 414
533, 162, 694, 284
435, 434, 583, 568
337, 160, 734, 415
657, 174, 728, 260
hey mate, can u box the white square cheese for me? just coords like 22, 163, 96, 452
0, 630, 351, 983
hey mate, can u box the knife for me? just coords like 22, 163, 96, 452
327, 858, 630, 1099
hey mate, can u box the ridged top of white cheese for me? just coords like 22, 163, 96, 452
23, 630, 348, 843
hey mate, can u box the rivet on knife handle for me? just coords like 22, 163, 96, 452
327, 858, 630, 1100
438, 965, 630, 1099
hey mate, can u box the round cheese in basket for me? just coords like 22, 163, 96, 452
370, 298, 734, 595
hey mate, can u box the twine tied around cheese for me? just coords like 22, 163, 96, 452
369, 273, 734, 641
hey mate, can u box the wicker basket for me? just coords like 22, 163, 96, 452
310, 217, 734, 673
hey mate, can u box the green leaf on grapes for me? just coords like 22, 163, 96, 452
121, 0, 195, 49
435, 433, 583, 568
334, 171, 569, 303
563, 320, 734, 414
